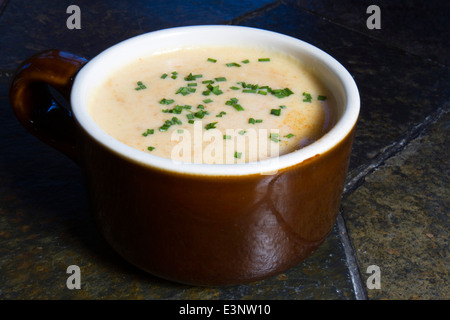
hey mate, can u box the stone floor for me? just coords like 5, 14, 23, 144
0, 0, 448, 300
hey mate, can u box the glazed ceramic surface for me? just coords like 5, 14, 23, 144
9, 26, 359, 285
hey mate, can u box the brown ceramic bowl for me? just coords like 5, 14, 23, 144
9, 26, 359, 286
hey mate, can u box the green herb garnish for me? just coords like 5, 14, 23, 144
270, 109, 281, 116
270, 133, 280, 143
258, 58, 271, 62
226, 62, 241, 67
176, 86, 195, 96
134, 81, 147, 90
225, 97, 244, 111
159, 117, 182, 132
303, 92, 312, 102
184, 73, 203, 81
147, 146, 155, 151
194, 110, 209, 119
272, 88, 293, 98
142, 129, 154, 137
205, 122, 218, 130
318, 95, 327, 101
207, 58, 217, 63
160, 98, 175, 105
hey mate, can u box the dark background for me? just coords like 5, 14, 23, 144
0, 0, 448, 300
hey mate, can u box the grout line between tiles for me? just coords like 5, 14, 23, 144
338, 104, 449, 299
343, 105, 450, 198
336, 212, 368, 300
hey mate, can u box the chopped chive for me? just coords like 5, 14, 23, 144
160, 98, 175, 105
197, 104, 205, 109
202, 80, 215, 84
258, 58, 271, 62
215, 77, 227, 82
203, 99, 213, 104
171, 71, 178, 79
257, 90, 268, 95
216, 111, 226, 117
272, 88, 293, 98
194, 110, 208, 119
205, 122, 218, 130
142, 129, 154, 137
303, 92, 312, 102
159, 124, 170, 132
225, 98, 238, 105
230, 86, 240, 90
270, 133, 280, 143
202, 90, 211, 96
238, 130, 246, 135
248, 118, 263, 124
186, 113, 194, 120
234, 151, 242, 159
279, 105, 286, 109
162, 104, 184, 114
285, 133, 295, 138
172, 117, 182, 125
226, 62, 241, 67
161, 73, 168, 79
147, 146, 155, 151
134, 81, 147, 90
223, 135, 231, 140
187, 82, 197, 87
241, 59, 250, 64
270, 109, 281, 116
212, 87, 223, 95
225, 97, 244, 111
207, 58, 217, 63
188, 119, 195, 124
184, 73, 203, 81
205, 84, 223, 95
243, 89, 257, 93
318, 95, 327, 101
175, 87, 191, 96
158, 117, 182, 132
233, 104, 244, 111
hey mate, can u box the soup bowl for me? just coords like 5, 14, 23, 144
9, 25, 359, 286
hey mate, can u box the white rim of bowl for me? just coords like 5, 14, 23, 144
71, 25, 360, 176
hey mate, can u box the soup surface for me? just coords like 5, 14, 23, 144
88, 46, 336, 163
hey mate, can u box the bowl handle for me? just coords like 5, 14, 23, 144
9, 50, 87, 163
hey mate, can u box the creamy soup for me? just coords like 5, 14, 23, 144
88, 46, 336, 164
